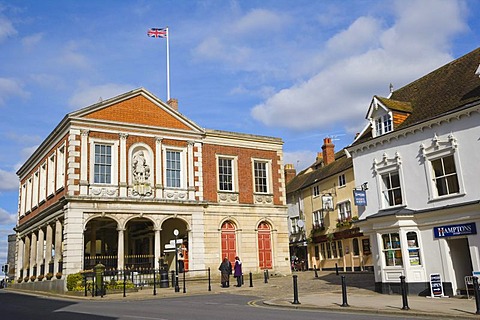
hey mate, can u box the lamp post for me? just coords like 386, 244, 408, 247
173, 229, 180, 292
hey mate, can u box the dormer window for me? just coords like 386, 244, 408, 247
375, 114, 392, 136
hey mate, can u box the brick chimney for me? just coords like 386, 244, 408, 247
284, 164, 297, 185
167, 98, 178, 111
321, 137, 335, 166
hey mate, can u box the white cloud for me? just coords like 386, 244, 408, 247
251, 0, 467, 132
60, 41, 92, 70
68, 83, 135, 109
0, 207, 16, 226
230, 8, 287, 35
21, 32, 44, 48
0, 12, 17, 43
0, 78, 29, 106
0, 169, 17, 192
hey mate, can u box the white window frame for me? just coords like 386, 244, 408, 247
291, 217, 299, 234
32, 170, 39, 208
313, 185, 320, 197
216, 155, 238, 192
312, 210, 324, 227
252, 158, 272, 194
163, 147, 187, 189
26, 177, 32, 213
337, 200, 351, 221
39, 162, 47, 203
374, 114, 393, 136
373, 152, 406, 210
20, 183, 26, 217
47, 153, 56, 197
338, 174, 346, 187
420, 134, 464, 201
381, 232, 403, 267
56, 144, 66, 191
89, 138, 119, 185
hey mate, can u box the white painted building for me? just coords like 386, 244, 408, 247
348, 47, 480, 296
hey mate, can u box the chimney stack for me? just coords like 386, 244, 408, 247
321, 137, 335, 166
284, 163, 297, 185
167, 98, 178, 111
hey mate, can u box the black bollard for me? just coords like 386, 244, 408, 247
249, 272, 253, 287
292, 274, 301, 304
314, 265, 318, 278
335, 263, 339, 276
123, 271, 126, 298
264, 270, 268, 283
208, 267, 211, 292
341, 275, 349, 307
171, 270, 175, 288
183, 269, 186, 293
153, 268, 157, 296
400, 275, 410, 310
473, 277, 480, 314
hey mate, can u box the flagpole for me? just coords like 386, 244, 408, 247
166, 26, 170, 101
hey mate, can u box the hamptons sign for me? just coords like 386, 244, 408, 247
434, 222, 477, 238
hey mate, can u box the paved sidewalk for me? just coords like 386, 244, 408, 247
6, 270, 480, 319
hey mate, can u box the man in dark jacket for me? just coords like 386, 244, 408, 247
219, 257, 232, 287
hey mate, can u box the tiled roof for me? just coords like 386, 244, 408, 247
375, 96, 413, 113
286, 151, 352, 194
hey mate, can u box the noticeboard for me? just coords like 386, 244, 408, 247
430, 273, 444, 298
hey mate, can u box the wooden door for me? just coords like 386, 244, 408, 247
258, 222, 272, 269
221, 221, 236, 264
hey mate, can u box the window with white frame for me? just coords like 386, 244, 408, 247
375, 114, 392, 136
352, 238, 360, 256
166, 150, 181, 188
26, 177, 32, 212
381, 171, 403, 207
407, 231, 421, 266
337, 240, 343, 257
331, 241, 337, 258
32, 171, 39, 208
94, 144, 112, 184
47, 153, 55, 196
313, 185, 320, 197
421, 134, 464, 200
291, 217, 299, 234
382, 232, 403, 266
320, 243, 326, 259
338, 201, 351, 221
217, 156, 237, 191
373, 152, 405, 209
431, 155, 460, 196
312, 210, 324, 227
253, 159, 271, 193
20, 184, 26, 216
56, 145, 65, 190
338, 174, 346, 187
39, 162, 47, 203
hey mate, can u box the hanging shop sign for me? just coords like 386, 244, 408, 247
433, 222, 477, 238
353, 190, 367, 206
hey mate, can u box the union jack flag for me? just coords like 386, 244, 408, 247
147, 28, 167, 38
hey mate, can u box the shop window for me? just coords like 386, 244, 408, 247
320, 243, 326, 259
362, 238, 371, 255
382, 233, 403, 266
326, 242, 332, 259
314, 246, 320, 259
407, 232, 421, 266
352, 238, 360, 256
337, 241, 343, 257
331, 241, 337, 258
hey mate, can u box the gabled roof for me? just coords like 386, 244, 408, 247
286, 150, 352, 195
69, 87, 204, 133
352, 47, 480, 145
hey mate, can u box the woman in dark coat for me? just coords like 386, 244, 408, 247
219, 257, 232, 287
233, 256, 242, 287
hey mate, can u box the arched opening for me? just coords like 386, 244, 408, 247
125, 218, 155, 269
221, 221, 237, 264
161, 218, 189, 272
84, 217, 118, 270
258, 221, 272, 269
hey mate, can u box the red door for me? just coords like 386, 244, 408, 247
221, 221, 236, 264
258, 222, 272, 269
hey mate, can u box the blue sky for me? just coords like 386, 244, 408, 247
1, 0, 480, 264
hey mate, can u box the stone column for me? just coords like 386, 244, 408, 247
154, 228, 161, 269
37, 227, 45, 273
54, 219, 63, 271
119, 133, 128, 197
155, 137, 163, 199
30, 231, 37, 276
45, 223, 53, 266
117, 228, 125, 270
79, 129, 89, 195
24, 235, 31, 273
16, 237, 24, 279
187, 141, 195, 200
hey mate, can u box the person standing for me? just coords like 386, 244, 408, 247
234, 256, 242, 287
219, 257, 232, 287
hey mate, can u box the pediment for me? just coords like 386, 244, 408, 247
68, 88, 203, 133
